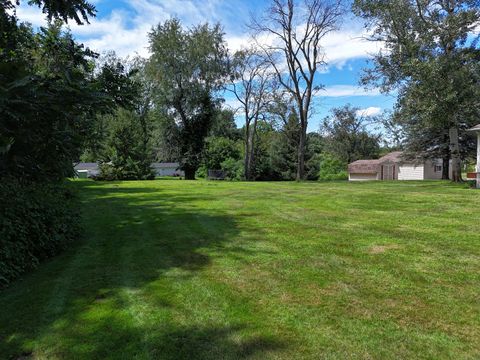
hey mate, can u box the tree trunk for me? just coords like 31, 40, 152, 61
296, 124, 306, 181
184, 166, 196, 180
244, 147, 250, 180
248, 117, 258, 181
244, 122, 251, 180
248, 139, 255, 180
449, 126, 462, 182
442, 156, 450, 180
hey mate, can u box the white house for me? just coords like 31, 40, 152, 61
74, 162, 184, 178
74, 162, 100, 178
151, 162, 184, 177
348, 151, 448, 181
467, 124, 480, 188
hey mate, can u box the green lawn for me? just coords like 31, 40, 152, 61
1, 180, 479, 359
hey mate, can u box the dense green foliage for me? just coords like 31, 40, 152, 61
0, 0, 100, 285
81, 53, 154, 181
318, 153, 348, 180
270, 109, 301, 180
0, 179, 80, 288
321, 105, 381, 164
0, 180, 478, 359
96, 108, 155, 181
202, 136, 242, 173
147, 19, 229, 179
0, 21, 101, 181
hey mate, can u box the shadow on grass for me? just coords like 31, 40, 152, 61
0, 181, 285, 359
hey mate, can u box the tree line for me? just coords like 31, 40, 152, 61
1, 0, 479, 284
2, 0, 479, 184
82, 0, 480, 182
78, 7, 385, 182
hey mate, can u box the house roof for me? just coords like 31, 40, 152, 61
348, 151, 404, 174
348, 159, 381, 174
378, 151, 403, 163
468, 124, 480, 132
74, 162, 99, 171
151, 162, 180, 168
74, 162, 181, 171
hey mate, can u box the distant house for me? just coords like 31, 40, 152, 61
74, 162, 100, 178
151, 163, 184, 177
348, 151, 448, 181
74, 162, 184, 178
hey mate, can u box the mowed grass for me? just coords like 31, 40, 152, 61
1, 180, 479, 359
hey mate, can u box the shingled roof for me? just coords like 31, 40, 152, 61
348, 159, 381, 174
348, 152, 404, 174
378, 151, 403, 163
468, 124, 480, 132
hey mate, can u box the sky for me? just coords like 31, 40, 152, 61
15, 0, 396, 132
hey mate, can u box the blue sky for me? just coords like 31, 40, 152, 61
16, 0, 396, 132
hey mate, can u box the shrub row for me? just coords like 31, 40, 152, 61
0, 179, 80, 288
96, 160, 155, 181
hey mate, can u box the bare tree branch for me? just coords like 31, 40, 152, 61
250, 0, 344, 179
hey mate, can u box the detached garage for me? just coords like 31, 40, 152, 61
348, 151, 446, 181
348, 159, 381, 181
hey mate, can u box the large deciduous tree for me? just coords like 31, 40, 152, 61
251, 0, 344, 180
0, 21, 102, 181
228, 47, 272, 180
147, 19, 229, 180
353, 0, 480, 182
321, 105, 381, 164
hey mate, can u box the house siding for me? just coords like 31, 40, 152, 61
349, 173, 379, 181
155, 167, 183, 176
398, 164, 424, 180
348, 152, 452, 182
423, 160, 443, 180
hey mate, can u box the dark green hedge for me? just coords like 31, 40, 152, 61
97, 160, 155, 181
0, 179, 80, 288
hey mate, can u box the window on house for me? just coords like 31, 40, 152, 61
434, 165, 442, 172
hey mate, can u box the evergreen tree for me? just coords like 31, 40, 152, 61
98, 108, 155, 180
270, 109, 301, 180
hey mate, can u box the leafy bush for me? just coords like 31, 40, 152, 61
203, 136, 241, 170
221, 158, 244, 180
97, 160, 155, 181
195, 164, 208, 179
0, 179, 80, 288
319, 153, 348, 181
96, 108, 155, 181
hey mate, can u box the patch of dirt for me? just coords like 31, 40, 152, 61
369, 244, 401, 254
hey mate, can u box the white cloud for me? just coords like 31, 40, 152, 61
355, 107, 382, 117
14, 0, 249, 57
322, 21, 383, 68
321, 85, 381, 98
221, 97, 243, 112
14, 4, 48, 26
13, 1, 382, 64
